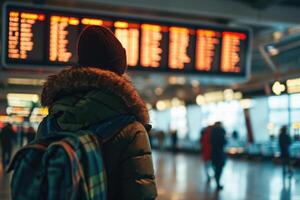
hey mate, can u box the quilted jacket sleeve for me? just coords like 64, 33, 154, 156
102, 121, 157, 200
118, 122, 157, 200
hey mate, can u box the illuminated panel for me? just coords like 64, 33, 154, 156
221, 32, 247, 73
82, 18, 103, 26
49, 15, 79, 63
140, 24, 168, 68
3, 3, 250, 77
168, 27, 195, 70
114, 21, 139, 67
287, 78, 300, 94
8, 11, 45, 61
195, 29, 221, 72
81, 17, 113, 27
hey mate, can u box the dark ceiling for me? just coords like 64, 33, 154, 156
231, 0, 300, 9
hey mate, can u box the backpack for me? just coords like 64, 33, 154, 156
8, 131, 107, 200
8, 114, 136, 200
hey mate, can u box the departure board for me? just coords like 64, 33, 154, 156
2, 3, 252, 77
7, 11, 45, 62
221, 32, 247, 73
114, 21, 140, 67
140, 24, 168, 68
49, 15, 79, 63
195, 29, 221, 72
169, 27, 195, 70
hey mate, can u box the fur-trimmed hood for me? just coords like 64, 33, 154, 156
41, 67, 149, 125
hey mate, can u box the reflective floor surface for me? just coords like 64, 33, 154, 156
152, 151, 300, 200
1, 150, 300, 200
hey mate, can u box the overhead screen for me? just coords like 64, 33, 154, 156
2, 3, 251, 76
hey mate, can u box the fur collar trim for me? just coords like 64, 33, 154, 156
41, 67, 149, 125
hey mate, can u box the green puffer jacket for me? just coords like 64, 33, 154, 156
38, 67, 157, 200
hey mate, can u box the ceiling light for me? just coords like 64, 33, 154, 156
154, 87, 163, 95
196, 95, 205, 105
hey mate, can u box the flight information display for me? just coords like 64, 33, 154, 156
169, 27, 195, 70
221, 32, 248, 73
140, 24, 168, 68
195, 29, 221, 72
114, 21, 140, 67
2, 3, 251, 76
7, 11, 45, 62
49, 15, 79, 63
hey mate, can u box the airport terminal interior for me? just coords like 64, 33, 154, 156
1, 0, 300, 199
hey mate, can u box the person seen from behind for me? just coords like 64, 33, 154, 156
10, 26, 157, 200
43, 25, 157, 199
210, 122, 227, 190
279, 125, 293, 178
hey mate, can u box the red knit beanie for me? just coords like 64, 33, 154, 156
77, 26, 127, 75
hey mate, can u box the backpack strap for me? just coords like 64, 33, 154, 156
88, 114, 136, 143
40, 114, 136, 143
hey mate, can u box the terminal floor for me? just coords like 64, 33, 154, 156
152, 151, 300, 200
1, 150, 300, 200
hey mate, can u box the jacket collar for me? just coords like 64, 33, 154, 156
41, 67, 149, 125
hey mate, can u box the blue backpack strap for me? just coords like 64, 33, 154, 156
40, 114, 135, 141
88, 114, 136, 142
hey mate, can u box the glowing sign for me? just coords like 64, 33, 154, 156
6, 107, 31, 116
0, 115, 24, 123
49, 16, 79, 63
221, 32, 247, 73
168, 27, 194, 70
7, 10, 45, 61
195, 30, 221, 72
7, 93, 39, 107
3, 3, 251, 77
286, 78, 300, 94
115, 21, 139, 66
196, 89, 243, 105
272, 81, 286, 95
140, 24, 168, 68
7, 93, 39, 102
81, 18, 103, 26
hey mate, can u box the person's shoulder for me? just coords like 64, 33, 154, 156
121, 121, 147, 136
109, 121, 148, 143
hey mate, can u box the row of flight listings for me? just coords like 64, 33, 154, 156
5, 3, 251, 75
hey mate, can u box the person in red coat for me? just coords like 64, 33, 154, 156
200, 125, 212, 182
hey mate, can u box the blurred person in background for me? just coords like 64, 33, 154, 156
279, 125, 293, 178
232, 130, 239, 140
200, 125, 212, 182
228, 129, 241, 147
170, 128, 178, 153
148, 128, 155, 147
26, 126, 36, 144
210, 122, 227, 190
17, 126, 25, 147
0, 123, 14, 169
157, 130, 165, 151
